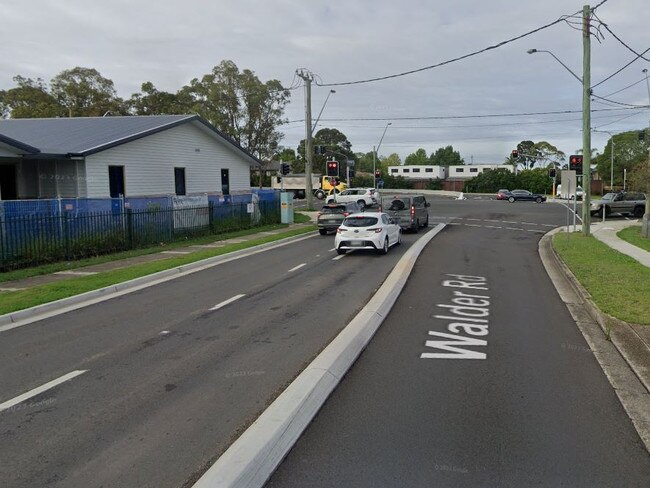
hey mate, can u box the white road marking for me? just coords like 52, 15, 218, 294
159, 330, 172, 335
448, 222, 462, 226
484, 225, 502, 229
0, 370, 88, 413
465, 218, 481, 221
520, 222, 537, 225
328, 248, 336, 252
288, 263, 307, 272
505, 227, 524, 231
527, 229, 546, 234
161, 251, 191, 255
540, 224, 555, 227
209, 294, 246, 311
332, 254, 346, 261
501, 220, 518, 224
464, 224, 481, 227
483, 219, 501, 223
54, 270, 98, 276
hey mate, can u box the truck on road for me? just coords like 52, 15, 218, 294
271, 174, 347, 199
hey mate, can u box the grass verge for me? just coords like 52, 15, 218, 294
0, 226, 316, 315
617, 225, 650, 253
0, 221, 311, 284
552, 232, 650, 325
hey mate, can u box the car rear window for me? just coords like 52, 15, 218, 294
343, 216, 379, 227
321, 205, 347, 214
383, 198, 408, 211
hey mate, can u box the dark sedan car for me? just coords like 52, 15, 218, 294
496, 189, 511, 200
507, 189, 546, 203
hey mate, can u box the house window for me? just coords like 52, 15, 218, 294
221, 168, 230, 195
455, 168, 464, 173
391, 168, 398, 173
403, 168, 410, 173
425, 168, 433, 173
108, 165, 125, 198
412, 168, 420, 173
174, 167, 186, 195
470, 168, 478, 173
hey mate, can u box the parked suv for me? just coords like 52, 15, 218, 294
380, 194, 430, 232
590, 191, 646, 218
317, 201, 362, 235
325, 188, 378, 209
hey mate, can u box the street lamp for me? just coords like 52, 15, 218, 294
312, 89, 336, 135
528, 44, 591, 236
526, 49, 582, 84
592, 129, 615, 191
373, 122, 391, 189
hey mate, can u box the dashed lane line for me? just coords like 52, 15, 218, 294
288, 263, 307, 273
0, 370, 88, 413
209, 294, 246, 311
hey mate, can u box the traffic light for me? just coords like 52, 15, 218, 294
548, 168, 556, 178
511, 150, 519, 158
280, 163, 290, 175
326, 160, 339, 177
569, 155, 583, 173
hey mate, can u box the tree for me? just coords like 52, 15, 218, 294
50, 67, 125, 117
297, 128, 355, 176
534, 141, 565, 168
0, 75, 64, 118
183, 60, 290, 160
628, 157, 650, 237
430, 145, 464, 165
464, 168, 518, 193
514, 140, 538, 169
593, 130, 648, 187
128, 82, 192, 115
404, 148, 429, 165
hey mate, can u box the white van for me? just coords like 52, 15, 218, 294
556, 184, 584, 200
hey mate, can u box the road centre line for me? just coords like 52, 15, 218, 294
483, 219, 501, 222
0, 370, 88, 413
464, 224, 481, 227
484, 225, 502, 229
506, 227, 524, 231
465, 218, 481, 221
501, 220, 518, 224
520, 222, 537, 225
288, 263, 307, 273
209, 294, 246, 311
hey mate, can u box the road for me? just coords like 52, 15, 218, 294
266, 198, 650, 487
0, 226, 423, 488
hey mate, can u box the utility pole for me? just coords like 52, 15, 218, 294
581, 4, 592, 236
297, 69, 315, 209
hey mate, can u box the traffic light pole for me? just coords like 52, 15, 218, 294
297, 69, 315, 210
581, 4, 592, 236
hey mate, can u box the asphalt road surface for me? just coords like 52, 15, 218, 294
0, 227, 423, 488
266, 198, 650, 487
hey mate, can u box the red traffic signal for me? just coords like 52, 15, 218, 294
374, 170, 381, 178
326, 160, 339, 177
511, 150, 519, 158
569, 155, 583, 173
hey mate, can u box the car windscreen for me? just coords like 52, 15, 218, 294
601, 193, 616, 201
342, 216, 379, 227
321, 206, 347, 214
382, 198, 408, 211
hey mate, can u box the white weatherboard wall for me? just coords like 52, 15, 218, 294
85, 122, 252, 198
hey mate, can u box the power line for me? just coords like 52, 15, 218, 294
313, 9, 583, 87
591, 94, 649, 108
600, 23, 650, 62
592, 110, 644, 129
602, 77, 648, 98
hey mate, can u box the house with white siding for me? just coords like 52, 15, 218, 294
0, 115, 259, 200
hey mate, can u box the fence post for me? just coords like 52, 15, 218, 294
63, 212, 71, 260
209, 201, 214, 233
126, 208, 134, 249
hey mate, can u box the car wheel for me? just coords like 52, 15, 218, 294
318, 229, 327, 235
508, 196, 515, 203
633, 206, 644, 218
424, 215, 429, 227
315, 190, 325, 200
412, 220, 419, 233
379, 237, 389, 255
336, 247, 346, 255
357, 200, 366, 210
605, 205, 612, 217
535, 197, 542, 203
397, 229, 402, 245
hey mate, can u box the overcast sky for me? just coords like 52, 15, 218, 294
1, 0, 649, 164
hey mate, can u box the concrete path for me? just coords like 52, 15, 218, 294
589, 219, 650, 268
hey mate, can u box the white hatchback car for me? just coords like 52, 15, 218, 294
335, 212, 401, 255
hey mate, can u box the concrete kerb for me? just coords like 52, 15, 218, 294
0, 232, 317, 333
191, 223, 447, 488
539, 228, 650, 452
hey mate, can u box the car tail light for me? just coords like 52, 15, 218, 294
411, 205, 415, 217
343, 212, 349, 217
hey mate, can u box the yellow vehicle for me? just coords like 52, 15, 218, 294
272, 174, 347, 199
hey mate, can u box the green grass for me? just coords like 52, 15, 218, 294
553, 232, 650, 325
0, 226, 316, 315
0, 221, 307, 284
293, 212, 313, 224
617, 226, 650, 253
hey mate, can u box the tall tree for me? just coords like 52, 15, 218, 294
297, 128, 355, 175
404, 148, 429, 165
183, 60, 290, 160
50, 67, 125, 117
429, 145, 464, 165
534, 141, 565, 168
593, 130, 649, 186
128, 82, 192, 115
0, 76, 64, 118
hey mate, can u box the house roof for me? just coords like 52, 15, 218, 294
0, 115, 261, 165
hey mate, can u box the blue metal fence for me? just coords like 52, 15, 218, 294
0, 194, 280, 270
